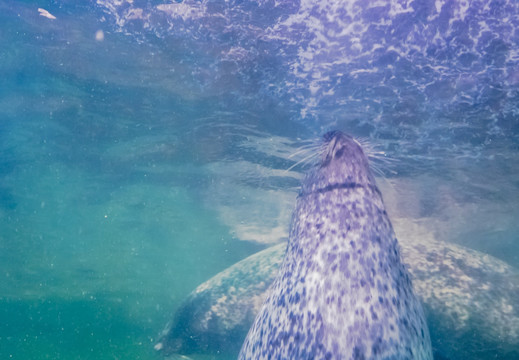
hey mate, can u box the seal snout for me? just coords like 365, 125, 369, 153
322, 131, 359, 166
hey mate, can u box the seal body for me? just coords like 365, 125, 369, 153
157, 237, 519, 360
154, 245, 285, 358
238, 131, 433, 359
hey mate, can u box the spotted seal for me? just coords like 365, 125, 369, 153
237, 131, 432, 359
155, 222, 519, 360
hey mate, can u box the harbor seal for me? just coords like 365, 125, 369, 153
155, 221, 519, 359
238, 131, 433, 359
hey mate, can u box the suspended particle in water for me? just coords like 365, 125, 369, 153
95, 30, 105, 42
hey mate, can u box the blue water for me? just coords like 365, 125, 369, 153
1, 0, 518, 359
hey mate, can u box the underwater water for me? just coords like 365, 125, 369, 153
0, 0, 518, 359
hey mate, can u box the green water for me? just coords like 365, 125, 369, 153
0, 6, 261, 357
0, 10, 259, 355
0, 159, 259, 359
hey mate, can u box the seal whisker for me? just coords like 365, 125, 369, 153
356, 137, 399, 177
370, 162, 387, 178
284, 150, 319, 173
287, 142, 320, 159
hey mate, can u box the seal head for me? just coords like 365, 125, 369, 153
302, 131, 375, 196
239, 131, 433, 360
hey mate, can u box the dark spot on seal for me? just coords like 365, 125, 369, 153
353, 345, 366, 360
371, 308, 378, 321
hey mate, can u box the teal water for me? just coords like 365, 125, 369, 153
0, 3, 262, 359
1, 1, 519, 359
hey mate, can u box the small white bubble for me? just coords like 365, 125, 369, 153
38, 8, 56, 20
95, 30, 104, 41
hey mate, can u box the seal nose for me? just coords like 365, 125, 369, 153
322, 131, 345, 166
323, 130, 342, 142
325, 131, 350, 160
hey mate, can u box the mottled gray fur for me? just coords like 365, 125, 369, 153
238, 131, 433, 359
155, 223, 519, 360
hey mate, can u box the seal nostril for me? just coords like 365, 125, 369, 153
335, 146, 345, 158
